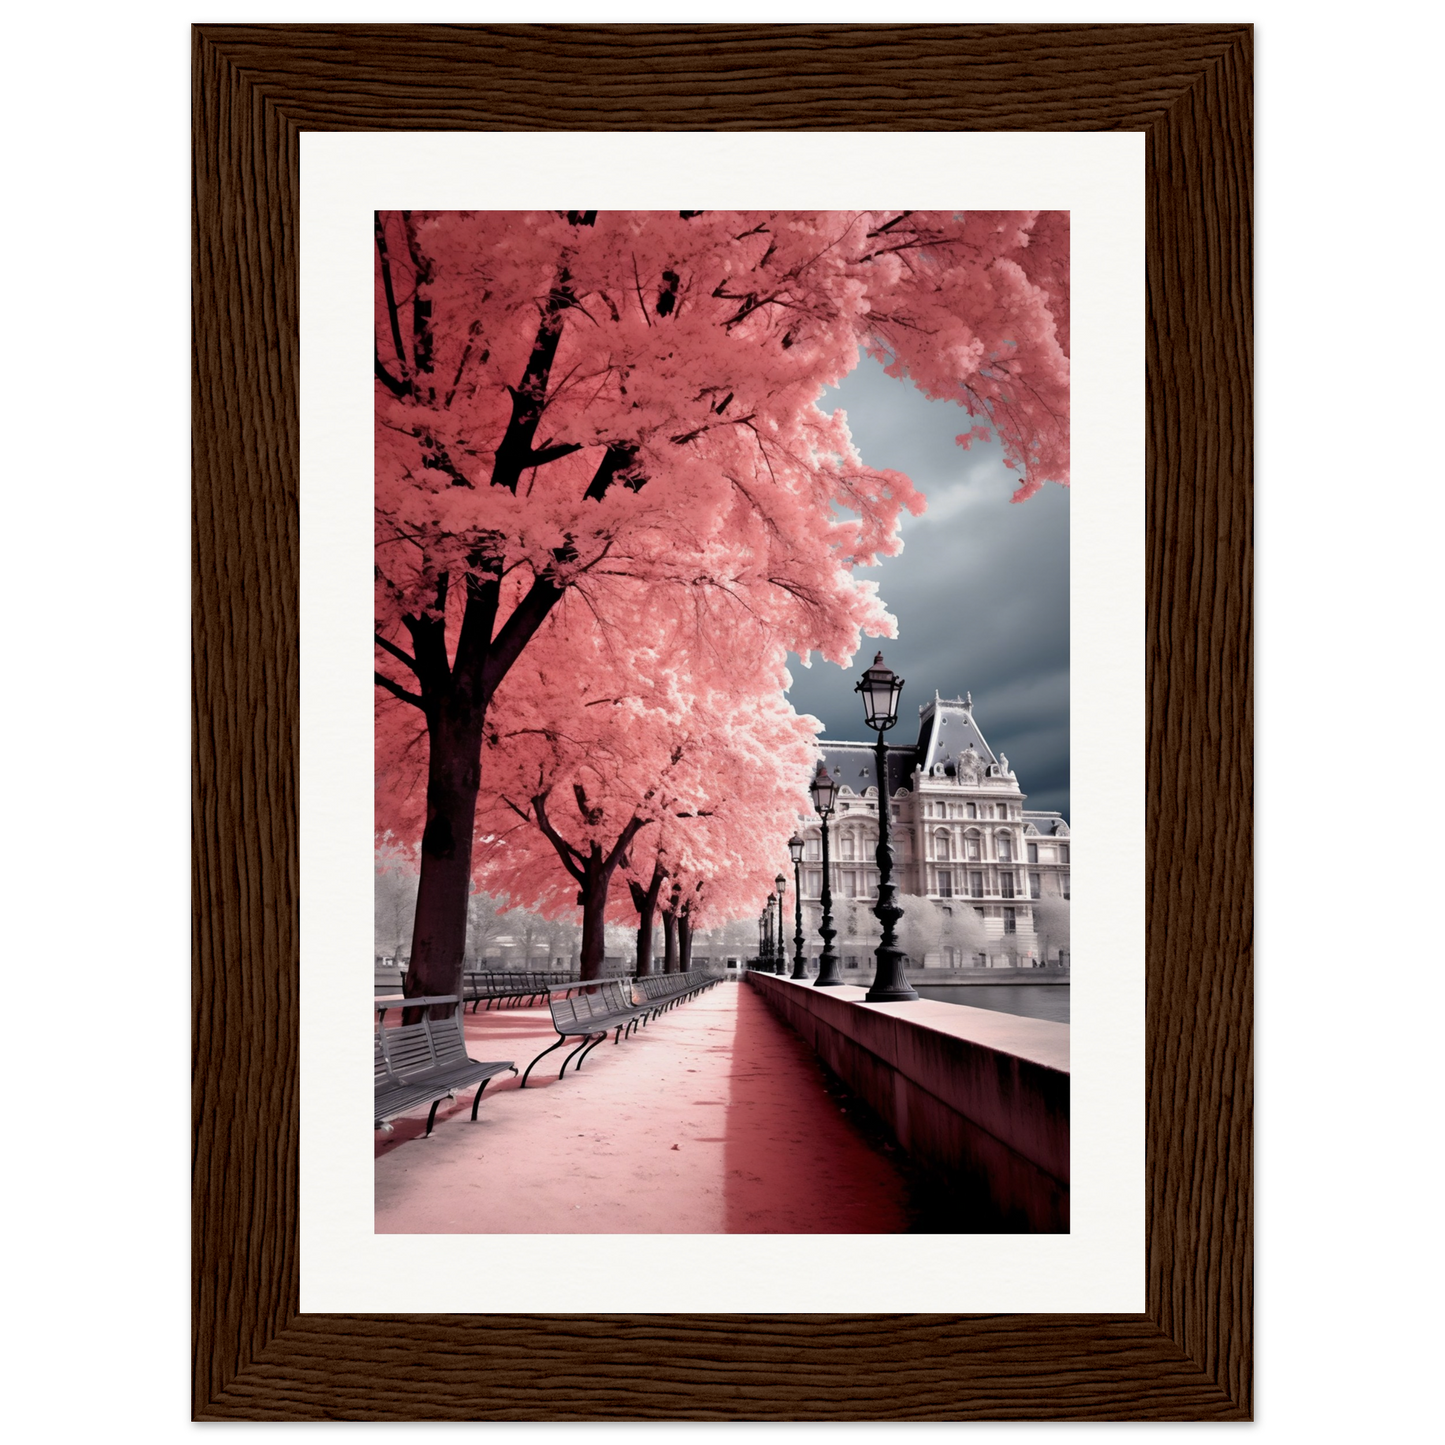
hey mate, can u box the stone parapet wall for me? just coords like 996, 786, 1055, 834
747, 974, 1069, 1231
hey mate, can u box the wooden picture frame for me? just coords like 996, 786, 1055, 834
192, 23, 1252, 1421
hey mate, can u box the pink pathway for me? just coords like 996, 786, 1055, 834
375, 977, 911, 1233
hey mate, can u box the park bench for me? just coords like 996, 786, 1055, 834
631, 970, 716, 1017
519, 980, 652, 1086
519, 971, 720, 1087
374, 994, 517, 1136
462, 970, 583, 1011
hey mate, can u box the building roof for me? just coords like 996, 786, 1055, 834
914, 692, 1001, 776
1022, 811, 1070, 836
817, 693, 1021, 799
816, 739, 914, 797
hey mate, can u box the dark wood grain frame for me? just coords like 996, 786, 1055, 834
193, 23, 1251, 1421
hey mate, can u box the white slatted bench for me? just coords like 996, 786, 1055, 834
374, 994, 517, 1136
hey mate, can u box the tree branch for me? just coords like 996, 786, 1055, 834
532, 792, 587, 885
443, 320, 487, 410
400, 211, 435, 381
866, 210, 914, 238
374, 213, 409, 375
480, 571, 565, 699
374, 632, 419, 674
531, 441, 585, 468
583, 442, 642, 502
604, 814, 654, 874
374, 350, 410, 398
374, 671, 425, 709
490, 263, 577, 493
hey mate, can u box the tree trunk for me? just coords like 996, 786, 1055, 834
403, 708, 484, 1018
662, 909, 678, 973
679, 910, 694, 970
578, 848, 610, 982
629, 864, 665, 977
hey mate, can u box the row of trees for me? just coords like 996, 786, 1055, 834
374, 209, 1070, 997
378, 858, 767, 975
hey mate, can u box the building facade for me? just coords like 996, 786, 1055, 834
795, 692, 1071, 971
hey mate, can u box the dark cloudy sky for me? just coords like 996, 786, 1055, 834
785, 353, 1071, 820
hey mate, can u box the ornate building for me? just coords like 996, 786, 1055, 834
795, 692, 1071, 971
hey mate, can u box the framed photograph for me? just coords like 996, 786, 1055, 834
194, 23, 1251, 1420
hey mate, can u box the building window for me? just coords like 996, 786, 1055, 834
840, 833, 855, 861
934, 830, 952, 861
844, 873, 857, 898
1004, 907, 1017, 935
806, 839, 821, 861
1059, 846, 1069, 864
965, 831, 981, 860
1000, 874, 1015, 899
1029, 872, 1042, 899
1027, 842, 1038, 864
938, 872, 953, 898
966, 802, 977, 819
997, 834, 1013, 863
968, 871, 984, 898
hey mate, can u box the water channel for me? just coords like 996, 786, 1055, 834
913, 984, 1070, 1024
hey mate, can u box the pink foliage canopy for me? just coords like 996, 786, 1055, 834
375, 210, 1069, 927
376, 209, 1067, 641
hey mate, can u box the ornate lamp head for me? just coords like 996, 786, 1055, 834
855, 651, 904, 732
810, 760, 838, 818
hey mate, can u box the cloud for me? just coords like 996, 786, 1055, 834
788, 354, 1070, 819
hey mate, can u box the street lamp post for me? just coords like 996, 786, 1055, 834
788, 834, 808, 979
856, 652, 919, 1003
774, 873, 788, 974
764, 894, 775, 972
757, 911, 766, 971
809, 761, 844, 986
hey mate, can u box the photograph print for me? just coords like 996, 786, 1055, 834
372, 209, 1070, 1234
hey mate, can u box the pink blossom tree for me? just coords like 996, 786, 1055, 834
462, 594, 817, 979
375, 210, 1069, 1001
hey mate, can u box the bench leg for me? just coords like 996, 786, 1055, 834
562, 1034, 603, 1078
576, 1033, 609, 1071
424, 1096, 446, 1137
521, 1035, 568, 1088
470, 1078, 492, 1121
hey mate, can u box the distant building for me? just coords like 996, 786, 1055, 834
796, 692, 1070, 970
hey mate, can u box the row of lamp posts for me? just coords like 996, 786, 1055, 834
756, 652, 919, 1004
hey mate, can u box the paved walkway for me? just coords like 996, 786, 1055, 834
375, 978, 912, 1234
